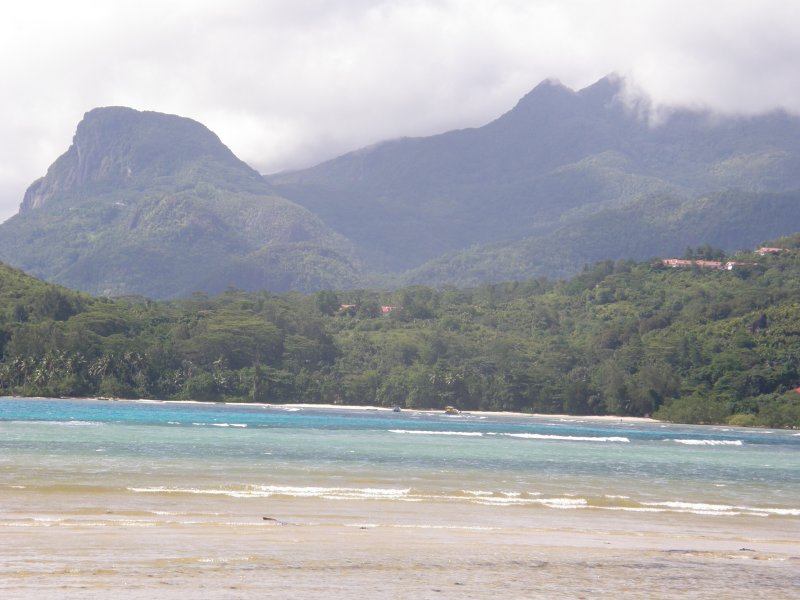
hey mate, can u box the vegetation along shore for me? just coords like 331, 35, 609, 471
2, 236, 800, 428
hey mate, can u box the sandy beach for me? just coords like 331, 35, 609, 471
157, 398, 659, 424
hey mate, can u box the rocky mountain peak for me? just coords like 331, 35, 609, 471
20, 107, 259, 212
577, 73, 624, 105
505, 74, 624, 117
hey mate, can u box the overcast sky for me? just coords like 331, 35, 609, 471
1, 0, 799, 222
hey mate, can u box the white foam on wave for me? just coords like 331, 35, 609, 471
596, 506, 668, 513
535, 497, 588, 509
262, 485, 413, 500
471, 496, 586, 508
389, 429, 483, 437
128, 485, 412, 501
671, 439, 743, 446
462, 490, 532, 498
759, 507, 800, 516
128, 484, 554, 506
8, 420, 103, 426
504, 433, 630, 443
211, 423, 248, 428
645, 501, 737, 513
642, 501, 800, 517
125, 485, 800, 517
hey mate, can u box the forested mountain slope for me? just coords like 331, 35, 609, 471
406, 188, 800, 286
2, 234, 800, 428
3, 77, 800, 297
270, 75, 800, 280
0, 108, 361, 298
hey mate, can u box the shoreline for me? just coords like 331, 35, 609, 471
10, 394, 659, 424
247, 402, 659, 424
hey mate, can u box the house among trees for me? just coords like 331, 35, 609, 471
724, 261, 757, 270
336, 303, 398, 316
661, 244, 790, 270
661, 258, 757, 270
661, 259, 723, 269
661, 259, 694, 268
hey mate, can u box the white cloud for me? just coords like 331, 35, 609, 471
1, 0, 799, 221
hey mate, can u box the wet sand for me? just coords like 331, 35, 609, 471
2, 495, 798, 599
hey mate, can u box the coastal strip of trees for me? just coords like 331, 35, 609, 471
2, 236, 800, 428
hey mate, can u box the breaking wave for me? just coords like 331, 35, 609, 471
671, 439, 743, 446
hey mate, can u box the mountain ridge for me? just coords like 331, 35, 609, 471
3, 75, 800, 297
22, 107, 265, 213
268, 75, 800, 277
0, 107, 362, 298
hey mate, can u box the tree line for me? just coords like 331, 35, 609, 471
2, 235, 800, 428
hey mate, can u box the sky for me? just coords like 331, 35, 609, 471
1, 0, 799, 222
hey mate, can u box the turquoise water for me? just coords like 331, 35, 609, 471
2, 397, 799, 517
3, 397, 800, 598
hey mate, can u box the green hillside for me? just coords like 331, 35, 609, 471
406, 188, 800, 286
3, 78, 800, 298
0, 108, 361, 298
2, 235, 800, 428
270, 76, 800, 280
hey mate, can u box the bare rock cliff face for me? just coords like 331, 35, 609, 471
20, 177, 57, 212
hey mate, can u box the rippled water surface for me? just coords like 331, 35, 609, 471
2, 397, 799, 598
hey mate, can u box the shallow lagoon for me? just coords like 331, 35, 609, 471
2, 398, 799, 598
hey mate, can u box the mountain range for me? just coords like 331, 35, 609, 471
2, 75, 800, 298
269, 75, 800, 284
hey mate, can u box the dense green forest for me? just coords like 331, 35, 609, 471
2, 236, 800, 428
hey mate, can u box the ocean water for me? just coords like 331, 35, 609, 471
2, 397, 799, 598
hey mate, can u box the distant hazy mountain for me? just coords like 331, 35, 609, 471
269, 75, 800, 281
3, 76, 800, 299
404, 188, 800, 286
0, 107, 361, 298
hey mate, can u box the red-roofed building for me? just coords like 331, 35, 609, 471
661, 258, 723, 269
757, 247, 785, 255
693, 260, 723, 268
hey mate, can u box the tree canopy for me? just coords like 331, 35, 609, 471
2, 236, 800, 428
